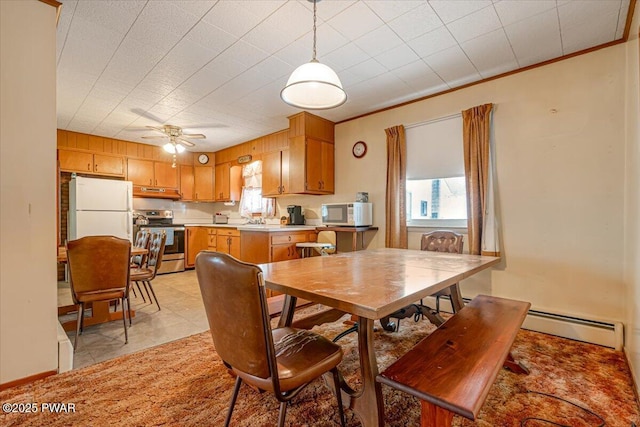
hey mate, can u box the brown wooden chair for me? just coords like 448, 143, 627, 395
66, 235, 131, 351
130, 230, 150, 301
130, 231, 166, 315
195, 251, 346, 427
421, 230, 465, 313
380, 230, 465, 332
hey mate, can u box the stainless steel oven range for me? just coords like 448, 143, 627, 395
133, 210, 185, 274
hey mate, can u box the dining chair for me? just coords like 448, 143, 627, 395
66, 235, 131, 351
295, 230, 336, 257
195, 251, 346, 427
130, 230, 150, 301
379, 230, 465, 332
130, 231, 166, 316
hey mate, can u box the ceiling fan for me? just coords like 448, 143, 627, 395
141, 124, 205, 149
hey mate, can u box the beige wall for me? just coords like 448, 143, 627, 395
0, 0, 59, 384
281, 43, 630, 326
623, 8, 640, 396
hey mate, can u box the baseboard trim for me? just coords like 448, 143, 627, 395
0, 370, 57, 391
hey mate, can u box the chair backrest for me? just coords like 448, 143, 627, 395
146, 231, 167, 277
195, 251, 274, 381
317, 230, 336, 246
421, 230, 464, 254
67, 235, 131, 300
131, 230, 150, 267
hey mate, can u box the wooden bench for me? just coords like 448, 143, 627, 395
377, 294, 531, 427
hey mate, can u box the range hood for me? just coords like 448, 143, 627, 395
132, 185, 180, 200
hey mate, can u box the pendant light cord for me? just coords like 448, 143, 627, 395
312, 0, 317, 60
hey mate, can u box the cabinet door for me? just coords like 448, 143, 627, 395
281, 149, 290, 195
154, 161, 178, 188
305, 138, 323, 192
320, 140, 334, 193
262, 151, 282, 196
216, 234, 231, 254
194, 166, 214, 201
229, 235, 241, 259
179, 165, 194, 201
127, 158, 154, 186
58, 149, 93, 172
93, 153, 124, 176
271, 244, 299, 262
215, 163, 230, 201
185, 227, 209, 268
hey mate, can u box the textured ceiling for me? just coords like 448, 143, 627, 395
56, 0, 633, 152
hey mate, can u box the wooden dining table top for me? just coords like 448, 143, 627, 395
57, 245, 147, 263
259, 248, 500, 320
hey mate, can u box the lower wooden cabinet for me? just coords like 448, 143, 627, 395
185, 227, 209, 268
241, 230, 317, 264
216, 229, 241, 259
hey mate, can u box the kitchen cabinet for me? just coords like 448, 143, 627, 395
262, 149, 289, 196
194, 166, 214, 201
185, 227, 209, 268
58, 149, 124, 177
217, 229, 241, 259
215, 162, 242, 202
179, 165, 194, 201
288, 137, 334, 194
127, 158, 178, 188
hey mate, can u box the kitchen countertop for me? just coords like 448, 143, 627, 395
181, 224, 319, 232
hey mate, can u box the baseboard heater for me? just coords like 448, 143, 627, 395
425, 296, 624, 351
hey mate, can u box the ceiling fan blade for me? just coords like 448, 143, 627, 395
181, 133, 206, 139
131, 108, 165, 124
145, 125, 167, 132
141, 135, 167, 139
176, 137, 196, 147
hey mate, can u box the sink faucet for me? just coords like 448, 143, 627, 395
245, 217, 266, 224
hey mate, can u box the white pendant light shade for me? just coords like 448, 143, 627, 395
281, 60, 347, 110
163, 142, 185, 154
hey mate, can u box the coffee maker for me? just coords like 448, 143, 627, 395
286, 205, 305, 225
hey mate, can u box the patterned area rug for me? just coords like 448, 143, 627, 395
1, 309, 639, 426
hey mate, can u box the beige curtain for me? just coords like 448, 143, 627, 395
462, 103, 499, 256
385, 125, 408, 248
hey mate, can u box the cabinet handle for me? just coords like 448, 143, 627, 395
288, 236, 291, 241
319, 181, 322, 189
149, 179, 152, 185
195, 193, 198, 199
87, 163, 91, 171
95, 164, 98, 171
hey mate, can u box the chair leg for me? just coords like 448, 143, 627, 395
143, 281, 153, 303
277, 401, 288, 427
73, 303, 84, 351
127, 295, 133, 326
135, 281, 146, 303
131, 285, 137, 298
333, 323, 358, 342
224, 376, 242, 427
146, 281, 161, 310
331, 368, 346, 427
122, 297, 128, 344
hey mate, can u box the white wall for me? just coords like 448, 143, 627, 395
0, 0, 59, 384
623, 8, 640, 396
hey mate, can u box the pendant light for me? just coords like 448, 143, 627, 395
280, 0, 346, 110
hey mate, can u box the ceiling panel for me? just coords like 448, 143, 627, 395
54, 0, 633, 152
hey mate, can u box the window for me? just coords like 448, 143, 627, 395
405, 115, 467, 227
239, 161, 275, 218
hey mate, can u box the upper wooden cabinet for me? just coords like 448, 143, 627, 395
58, 149, 125, 177
262, 149, 290, 196
179, 165, 195, 201
215, 162, 242, 202
287, 112, 335, 195
194, 166, 214, 201
127, 158, 178, 188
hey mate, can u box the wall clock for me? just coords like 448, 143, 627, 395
352, 141, 367, 158
198, 154, 209, 165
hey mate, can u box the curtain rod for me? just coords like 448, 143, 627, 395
405, 112, 461, 130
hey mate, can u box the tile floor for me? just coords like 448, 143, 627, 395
58, 270, 209, 370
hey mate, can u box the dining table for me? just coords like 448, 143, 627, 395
57, 245, 149, 331
259, 247, 501, 427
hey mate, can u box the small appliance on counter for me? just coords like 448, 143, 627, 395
215, 213, 228, 224
321, 202, 373, 227
286, 205, 305, 225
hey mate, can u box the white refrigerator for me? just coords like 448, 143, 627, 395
68, 176, 133, 242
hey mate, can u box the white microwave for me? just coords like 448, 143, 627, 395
321, 202, 373, 227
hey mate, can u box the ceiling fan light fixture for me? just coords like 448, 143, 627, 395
163, 142, 185, 154
281, 0, 346, 110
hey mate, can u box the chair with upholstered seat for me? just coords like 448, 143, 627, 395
195, 251, 346, 427
130, 230, 150, 301
130, 231, 166, 315
66, 235, 131, 351
379, 230, 465, 332
296, 230, 336, 258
